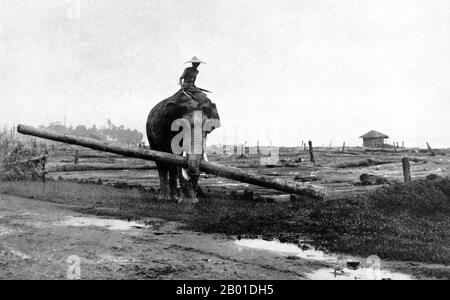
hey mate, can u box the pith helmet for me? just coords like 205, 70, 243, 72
185, 56, 205, 64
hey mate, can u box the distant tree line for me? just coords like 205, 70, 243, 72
38, 120, 144, 145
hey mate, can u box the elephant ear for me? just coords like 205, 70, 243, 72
198, 100, 219, 119
209, 102, 220, 121
200, 101, 220, 121
199, 101, 220, 134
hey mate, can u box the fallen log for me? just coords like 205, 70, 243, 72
48, 164, 157, 173
332, 158, 397, 169
17, 124, 327, 200
364, 148, 409, 153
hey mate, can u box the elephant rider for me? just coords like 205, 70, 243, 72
179, 57, 210, 100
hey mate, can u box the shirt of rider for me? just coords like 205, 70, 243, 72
181, 67, 199, 87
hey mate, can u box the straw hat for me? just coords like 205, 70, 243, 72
185, 56, 205, 64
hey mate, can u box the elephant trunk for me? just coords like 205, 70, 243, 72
186, 153, 201, 178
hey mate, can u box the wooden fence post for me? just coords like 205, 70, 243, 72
402, 157, 411, 183
74, 149, 79, 165
308, 141, 315, 165
426, 142, 436, 156
342, 142, 346, 154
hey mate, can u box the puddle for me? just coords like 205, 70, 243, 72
0, 227, 13, 236
1, 249, 32, 260
236, 239, 413, 280
97, 254, 135, 264
18, 212, 35, 216
58, 216, 149, 231
236, 239, 334, 261
9, 249, 32, 260
95, 254, 142, 272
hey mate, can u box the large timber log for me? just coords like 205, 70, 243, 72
17, 124, 327, 200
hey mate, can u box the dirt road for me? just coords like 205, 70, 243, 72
0, 193, 444, 280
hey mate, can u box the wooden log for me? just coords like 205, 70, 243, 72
364, 148, 408, 153
333, 158, 398, 169
17, 124, 188, 167
308, 140, 315, 165
17, 124, 327, 200
199, 161, 326, 200
49, 164, 157, 173
402, 157, 412, 183
426, 142, 436, 156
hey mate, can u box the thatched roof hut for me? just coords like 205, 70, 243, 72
360, 130, 389, 148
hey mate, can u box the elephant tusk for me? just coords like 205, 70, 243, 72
182, 168, 190, 180
181, 151, 190, 180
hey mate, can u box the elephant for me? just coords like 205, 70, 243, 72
146, 89, 220, 203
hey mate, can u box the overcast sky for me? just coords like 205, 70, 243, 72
0, 0, 449, 147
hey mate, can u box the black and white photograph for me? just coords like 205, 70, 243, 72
0, 0, 449, 284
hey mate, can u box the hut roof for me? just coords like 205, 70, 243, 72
359, 130, 389, 139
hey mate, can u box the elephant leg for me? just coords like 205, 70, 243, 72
168, 166, 179, 202
178, 167, 198, 204
156, 163, 170, 201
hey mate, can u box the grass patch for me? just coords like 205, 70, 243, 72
0, 178, 449, 270
367, 178, 450, 216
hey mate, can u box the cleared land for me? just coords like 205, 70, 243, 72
0, 145, 449, 279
